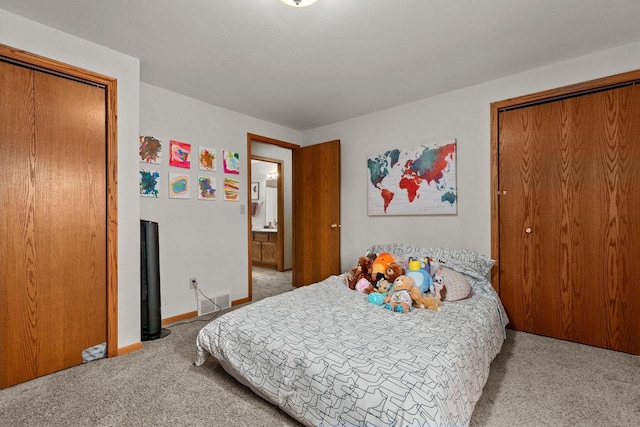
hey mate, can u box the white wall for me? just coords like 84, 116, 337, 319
0, 9, 142, 349
139, 83, 300, 318
302, 40, 640, 271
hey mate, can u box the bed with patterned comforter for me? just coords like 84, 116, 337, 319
195, 244, 509, 426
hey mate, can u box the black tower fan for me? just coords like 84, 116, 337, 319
140, 220, 170, 340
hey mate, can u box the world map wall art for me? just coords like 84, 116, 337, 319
367, 139, 457, 216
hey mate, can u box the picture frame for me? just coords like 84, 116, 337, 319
251, 182, 260, 200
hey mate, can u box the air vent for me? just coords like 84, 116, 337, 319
198, 293, 230, 316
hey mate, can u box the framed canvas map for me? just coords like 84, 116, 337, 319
367, 139, 457, 215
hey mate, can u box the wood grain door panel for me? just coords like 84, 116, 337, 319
498, 84, 640, 354
293, 140, 341, 286
0, 62, 107, 387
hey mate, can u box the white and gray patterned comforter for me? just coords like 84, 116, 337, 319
196, 245, 508, 427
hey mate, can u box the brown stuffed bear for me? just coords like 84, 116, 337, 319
374, 262, 406, 293
345, 256, 374, 290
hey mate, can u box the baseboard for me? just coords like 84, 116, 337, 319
233, 297, 250, 306
162, 310, 198, 325
117, 342, 142, 356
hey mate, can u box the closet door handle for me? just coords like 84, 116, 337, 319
525, 227, 532, 234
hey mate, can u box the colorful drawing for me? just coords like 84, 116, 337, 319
223, 177, 240, 201
139, 135, 162, 164
169, 140, 191, 169
223, 150, 240, 174
367, 138, 457, 215
198, 176, 216, 200
199, 146, 216, 171
140, 170, 160, 198
169, 173, 190, 199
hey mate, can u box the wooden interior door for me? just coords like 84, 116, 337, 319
0, 61, 107, 387
498, 84, 640, 354
293, 140, 341, 286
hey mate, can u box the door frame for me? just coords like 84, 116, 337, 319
0, 44, 119, 357
490, 68, 640, 293
243, 133, 299, 305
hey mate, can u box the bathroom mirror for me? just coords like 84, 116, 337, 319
265, 183, 277, 229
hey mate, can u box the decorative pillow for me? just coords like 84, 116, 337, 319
440, 267, 471, 301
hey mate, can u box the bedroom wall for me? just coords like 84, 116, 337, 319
139, 83, 300, 318
0, 9, 142, 348
302, 39, 640, 271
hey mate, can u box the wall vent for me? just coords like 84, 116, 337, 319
198, 293, 230, 316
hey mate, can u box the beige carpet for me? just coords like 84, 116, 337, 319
1, 278, 638, 426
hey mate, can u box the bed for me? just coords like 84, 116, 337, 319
196, 243, 509, 426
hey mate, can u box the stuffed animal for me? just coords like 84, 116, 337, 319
355, 277, 373, 293
367, 279, 392, 305
371, 252, 396, 286
345, 256, 374, 290
430, 274, 447, 301
384, 275, 414, 313
375, 262, 405, 293
406, 257, 432, 294
413, 293, 442, 311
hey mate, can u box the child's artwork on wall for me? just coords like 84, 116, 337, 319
169, 140, 191, 169
140, 170, 160, 198
199, 146, 216, 171
198, 176, 216, 200
367, 138, 457, 215
223, 177, 240, 201
139, 135, 162, 164
223, 150, 240, 174
169, 173, 190, 199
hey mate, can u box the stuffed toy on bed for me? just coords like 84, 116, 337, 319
345, 256, 374, 290
371, 252, 396, 287
374, 261, 405, 294
384, 275, 415, 313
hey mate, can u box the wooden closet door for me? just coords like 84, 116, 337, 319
0, 62, 107, 388
498, 84, 640, 354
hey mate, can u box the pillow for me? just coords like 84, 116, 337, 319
365, 243, 495, 279
440, 267, 471, 301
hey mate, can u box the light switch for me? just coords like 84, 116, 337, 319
240, 204, 246, 214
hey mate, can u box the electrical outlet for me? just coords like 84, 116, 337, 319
189, 277, 197, 289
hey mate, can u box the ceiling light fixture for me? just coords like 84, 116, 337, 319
280, 0, 318, 7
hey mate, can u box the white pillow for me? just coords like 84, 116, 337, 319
440, 267, 471, 302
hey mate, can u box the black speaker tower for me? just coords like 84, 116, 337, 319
140, 220, 170, 341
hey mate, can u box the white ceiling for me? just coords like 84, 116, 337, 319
2, 0, 640, 131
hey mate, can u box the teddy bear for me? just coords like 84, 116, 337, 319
374, 261, 405, 293
383, 275, 414, 313
345, 256, 374, 290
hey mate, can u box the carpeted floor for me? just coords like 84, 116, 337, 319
1, 275, 638, 426
251, 266, 294, 302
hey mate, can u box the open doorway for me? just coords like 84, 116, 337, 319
247, 134, 299, 302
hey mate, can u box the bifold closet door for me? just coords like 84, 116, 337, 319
0, 61, 107, 388
498, 84, 640, 354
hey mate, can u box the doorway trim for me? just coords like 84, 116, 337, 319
490, 68, 640, 293
0, 44, 119, 357
244, 133, 299, 305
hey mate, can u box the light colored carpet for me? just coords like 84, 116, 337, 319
251, 267, 294, 302
1, 277, 638, 426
